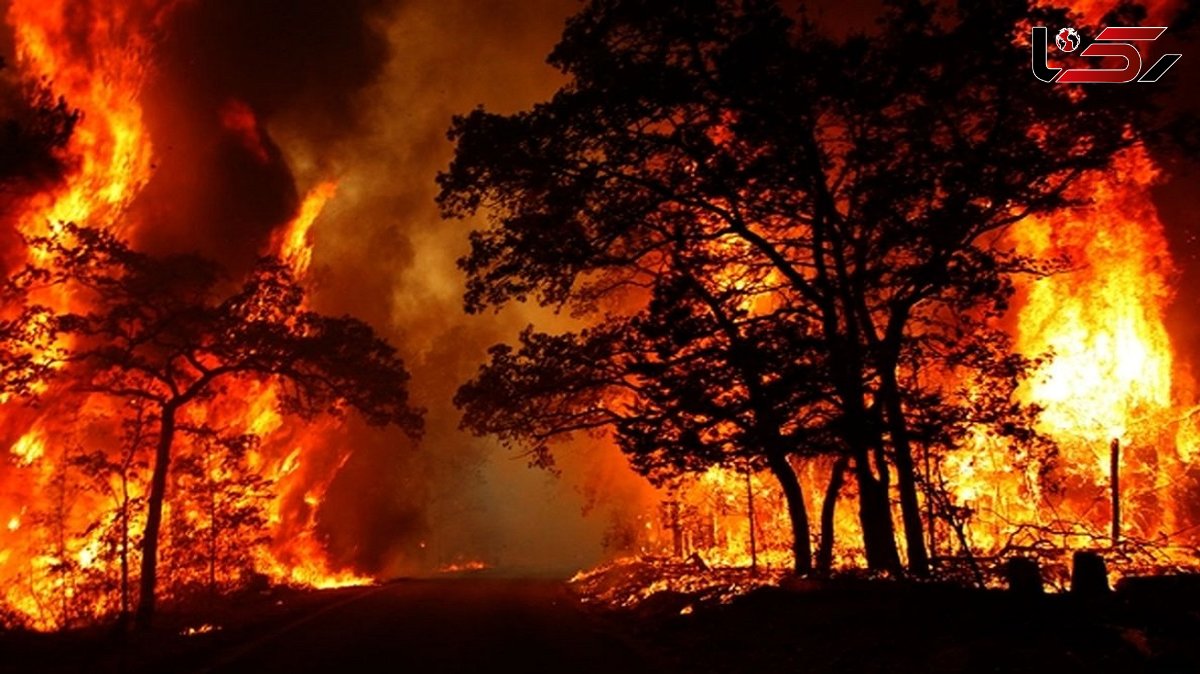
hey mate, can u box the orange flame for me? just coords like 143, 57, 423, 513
0, 1, 368, 630
277, 181, 339, 277
623, 4, 1198, 577
639, 147, 1198, 578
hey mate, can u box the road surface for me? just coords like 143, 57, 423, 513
197, 579, 668, 674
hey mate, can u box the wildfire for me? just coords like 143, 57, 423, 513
621, 3, 1200, 584
1, 0, 1196, 633
931, 144, 1198, 569
641, 143, 1199, 580
0, 1, 369, 631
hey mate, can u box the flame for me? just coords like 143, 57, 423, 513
1016, 146, 1173, 446
9, 431, 45, 467
5, 0, 163, 242
180, 623, 221, 636
0, 2, 366, 631
437, 560, 489, 574
276, 181, 338, 277
615, 18, 1198, 579
2, 0, 1195, 630
635, 144, 1198, 579
937, 144, 1197, 567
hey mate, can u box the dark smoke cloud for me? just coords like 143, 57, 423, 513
132, 0, 400, 270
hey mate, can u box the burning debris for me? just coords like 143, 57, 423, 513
569, 557, 784, 613
436, 560, 489, 575
180, 622, 221, 637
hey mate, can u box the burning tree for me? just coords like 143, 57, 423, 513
67, 403, 153, 626
1, 224, 423, 627
442, 0, 1163, 575
162, 426, 272, 601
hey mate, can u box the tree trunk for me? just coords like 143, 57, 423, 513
669, 500, 683, 558
744, 467, 758, 575
1110, 438, 1120, 548
818, 455, 849, 575
830, 341, 902, 574
879, 369, 930, 576
852, 447, 902, 573
209, 477, 217, 597
119, 472, 130, 626
207, 448, 218, 598
767, 453, 812, 574
54, 465, 70, 628
135, 404, 175, 630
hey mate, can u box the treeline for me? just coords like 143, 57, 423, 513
442, 0, 1168, 576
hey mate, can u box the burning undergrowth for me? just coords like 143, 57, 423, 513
569, 557, 787, 614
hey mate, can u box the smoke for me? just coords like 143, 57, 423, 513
130, 0, 399, 269
311, 0, 661, 576
114, 0, 657, 577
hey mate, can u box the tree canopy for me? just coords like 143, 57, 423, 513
0, 56, 79, 190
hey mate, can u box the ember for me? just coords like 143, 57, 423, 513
180, 622, 221, 637
437, 560, 489, 574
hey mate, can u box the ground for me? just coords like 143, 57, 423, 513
619, 580, 1200, 673
2, 572, 1199, 673
0, 579, 668, 674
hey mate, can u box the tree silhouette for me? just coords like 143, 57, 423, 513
457, 269, 835, 572
0, 56, 79, 190
442, 0, 1153, 574
70, 403, 153, 627
164, 426, 271, 599
3, 224, 423, 627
